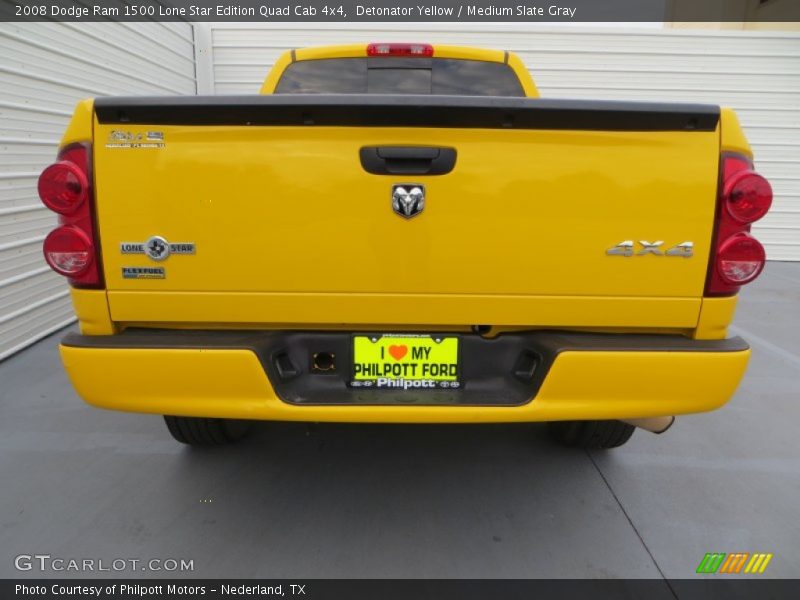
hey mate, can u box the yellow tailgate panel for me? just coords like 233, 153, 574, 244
93, 123, 719, 324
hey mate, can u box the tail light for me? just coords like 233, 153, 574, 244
38, 161, 88, 215
38, 143, 103, 288
716, 233, 766, 286
705, 153, 772, 295
43, 226, 93, 276
367, 43, 434, 57
723, 170, 772, 224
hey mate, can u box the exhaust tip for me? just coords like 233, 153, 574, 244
622, 416, 675, 434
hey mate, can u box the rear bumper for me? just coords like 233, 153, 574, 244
59, 329, 750, 423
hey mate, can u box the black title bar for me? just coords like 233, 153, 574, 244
5, 579, 800, 599
2, 0, 800, 22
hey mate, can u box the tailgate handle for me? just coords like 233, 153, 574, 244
360, 146, 457, 175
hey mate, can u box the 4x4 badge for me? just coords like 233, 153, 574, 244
607, 240, 693, 258
120, 236, 196, 262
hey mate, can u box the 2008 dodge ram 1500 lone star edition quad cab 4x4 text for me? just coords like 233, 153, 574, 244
40, 43, 772, 448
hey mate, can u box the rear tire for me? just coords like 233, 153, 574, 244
164, 416, 251, 446
547, 420, 635, 449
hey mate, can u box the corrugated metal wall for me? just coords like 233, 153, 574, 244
207, 23, 800, 261
0, 22, 197, 361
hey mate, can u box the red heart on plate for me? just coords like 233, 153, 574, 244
388, 345, 408, 360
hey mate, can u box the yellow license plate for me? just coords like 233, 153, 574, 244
351, 334, 460, 390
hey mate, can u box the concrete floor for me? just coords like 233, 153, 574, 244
0, 263, 798, 580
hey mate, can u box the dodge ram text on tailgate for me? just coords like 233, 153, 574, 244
39, 43, 772, 448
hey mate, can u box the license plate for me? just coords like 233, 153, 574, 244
351, 334, 460, 390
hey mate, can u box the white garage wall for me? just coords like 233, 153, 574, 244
0, 22, 197, 361
205, 23, 800, 261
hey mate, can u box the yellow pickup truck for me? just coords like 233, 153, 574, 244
39, 43, 773, 448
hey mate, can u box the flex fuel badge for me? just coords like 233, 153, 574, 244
122, 267, 165, 280
121, 236, 195, 262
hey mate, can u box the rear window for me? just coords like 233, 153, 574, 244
274, 57, 525, 97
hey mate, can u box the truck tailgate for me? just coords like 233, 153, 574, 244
92, 96, 720, 327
